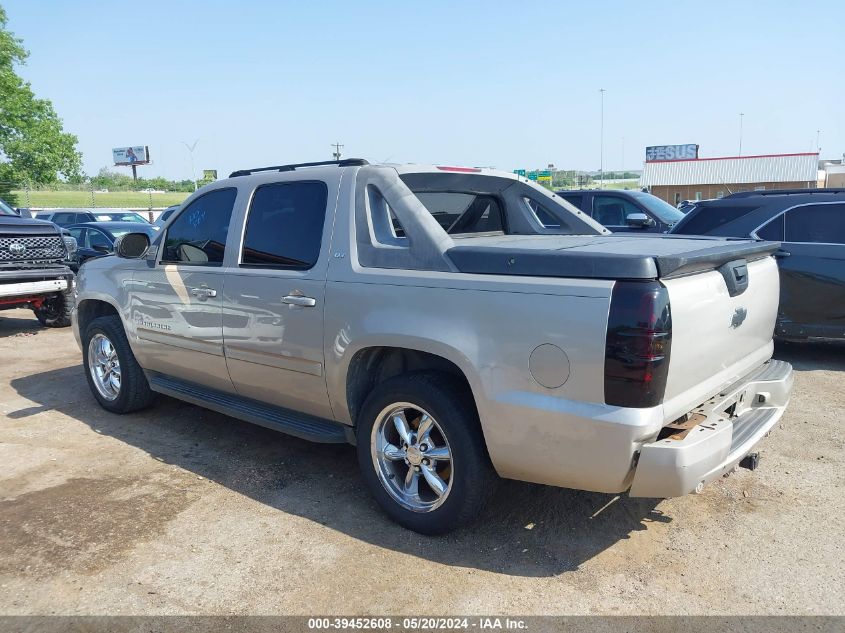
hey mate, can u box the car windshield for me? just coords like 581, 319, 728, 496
94, 213, 146, 222
109, 227, 154, 239
629, 192, 685, 225
0, 198, 16, 216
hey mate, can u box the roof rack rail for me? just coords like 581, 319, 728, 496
724, 187, 845, 198
229, 158, 369, 178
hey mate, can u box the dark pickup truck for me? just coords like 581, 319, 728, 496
0, 197, 76, 327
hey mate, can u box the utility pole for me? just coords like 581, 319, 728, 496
738, 113, 744, 156
182, 139, 199, 191
816, 129, 821, 153
599, 88, 606, 186
331, 142, 343, 161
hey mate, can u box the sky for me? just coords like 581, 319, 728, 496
4, 0, 844, 181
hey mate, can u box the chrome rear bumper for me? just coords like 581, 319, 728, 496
629, 359, 793, 498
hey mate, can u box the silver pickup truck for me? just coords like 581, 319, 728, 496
72, 159, 793, 534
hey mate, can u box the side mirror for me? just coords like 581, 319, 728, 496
626, 213, 655, 228
114, 232, 150, 259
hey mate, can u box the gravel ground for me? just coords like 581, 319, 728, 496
0, 309, 843, 616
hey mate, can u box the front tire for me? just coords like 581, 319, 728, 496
33, 289, 73, 328
356, 372, 497, 534
82, 315, 154, 413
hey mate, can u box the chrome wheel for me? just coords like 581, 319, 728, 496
371, 402, 453, 513
87, 333, 121, 401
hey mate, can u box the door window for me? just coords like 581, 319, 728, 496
241, 181, 328, 269
53, 212, 82, 224
784, 204, 845, 244
591, 195, 645, 226
67, 227, 86, 246
88, 229, 112, 250
162, 188, 237, 265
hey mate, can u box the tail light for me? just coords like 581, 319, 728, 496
604, 281, 672, 408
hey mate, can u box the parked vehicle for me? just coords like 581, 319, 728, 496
72, 160, 793, 533
0, 197, 76, 327
37, 209, 151, 227
66, 222, 159, 266
554, 189, 685, 232
153, 204, 180, 229
672, 188, 845, 341
677, 200, 698, 214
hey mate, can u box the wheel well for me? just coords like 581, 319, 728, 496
76, 299, 119, 333
346, 347, 475, 426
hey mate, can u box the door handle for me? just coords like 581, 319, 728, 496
190, 286, 217, 300
774, 250, 791, 259
282, 295, 316, 307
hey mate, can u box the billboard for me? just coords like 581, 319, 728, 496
113, 146, 150, 166
202, 169, 218, 181
645, 144, 698, 162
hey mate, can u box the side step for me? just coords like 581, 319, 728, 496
148, 373, 350, 444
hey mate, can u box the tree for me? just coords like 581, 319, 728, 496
0, 6, 82, 200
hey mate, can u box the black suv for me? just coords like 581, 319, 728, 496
0, 197, 75, 327
555, 189, 685, 233
671, 189, 845, 341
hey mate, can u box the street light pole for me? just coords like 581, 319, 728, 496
182, 139, 199, 191
599, 88, 606, 186
738, 113, 744, 157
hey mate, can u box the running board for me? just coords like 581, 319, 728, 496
148, 373, 350, 444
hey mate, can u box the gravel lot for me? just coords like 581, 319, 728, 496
1, 308, 843, 616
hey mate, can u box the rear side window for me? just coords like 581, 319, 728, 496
756, 215, 784, 240
525, 198, 560, 228
162, 188, 237, 265
673, 204, 758, 235
412, 192, 505, 234
784, 204, 845, 244
241, 181, 328, 269
558, 193, 585, 210
53, 212, 83, 224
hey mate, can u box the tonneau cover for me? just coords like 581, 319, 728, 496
446, 234, 779, 280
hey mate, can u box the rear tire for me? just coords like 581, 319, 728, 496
82, 315, 154, 413
356, 372, 497, 534
33, 289, 73, 328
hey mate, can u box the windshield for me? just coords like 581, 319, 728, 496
110, 227, 155, 239
0, 198, 17, 216
629, 191, 685, 225
94, 212, 146, 222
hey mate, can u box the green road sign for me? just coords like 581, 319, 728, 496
513, 169, 526, 177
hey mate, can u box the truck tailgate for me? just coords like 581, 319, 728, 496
661, 255, 780, 421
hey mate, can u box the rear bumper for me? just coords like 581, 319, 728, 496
629, 359, 793, 498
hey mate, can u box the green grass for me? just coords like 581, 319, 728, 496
12, 190, 190, 209
600, 179, 641, 190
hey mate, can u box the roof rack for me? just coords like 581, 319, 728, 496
229, 158, 369, 178
724, 187, 845, 199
